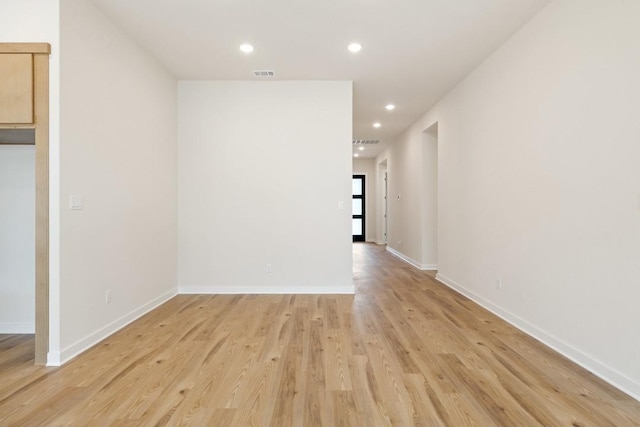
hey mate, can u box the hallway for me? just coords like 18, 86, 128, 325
1, 243, 639, 425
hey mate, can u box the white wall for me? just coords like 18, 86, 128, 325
378, 128, 431, 269
0, 146, 35, 333
178, 81, 353, 294
378, 0, 640, 399
56, 0, 178, 363
0, 0, 60, 349
352, 158, 376, 242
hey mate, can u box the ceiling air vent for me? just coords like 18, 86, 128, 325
352, 139, 380, 145
253, 70, 276, 78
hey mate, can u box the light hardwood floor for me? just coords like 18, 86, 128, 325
1, 243, 639, 426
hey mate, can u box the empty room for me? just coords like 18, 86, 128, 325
1, 0, 640, 425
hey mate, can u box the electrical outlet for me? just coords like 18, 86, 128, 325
69, 196, 84, 210
266, 264, 272, 273
496, 279, 502, 290
106, 290, 112, 304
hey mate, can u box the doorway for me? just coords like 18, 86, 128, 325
377, 160, 388, 245
0, 44, 50, 364
352, 175, 365, 242
383, 171, 388, 244
421, 123, 438, 269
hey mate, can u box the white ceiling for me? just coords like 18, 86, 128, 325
91, 0, 551, 158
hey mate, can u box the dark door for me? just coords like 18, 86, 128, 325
352, 175, 365, 242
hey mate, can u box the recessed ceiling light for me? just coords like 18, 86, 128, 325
348, 43, 362, 53
358, 146, 365, 151
385, 104, 395, 111
239, 43, 254, 53
373, 122, 381, 128
354, 153, 360, 157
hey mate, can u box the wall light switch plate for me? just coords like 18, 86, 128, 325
69, 196, 84, 210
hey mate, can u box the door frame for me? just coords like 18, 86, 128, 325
352, 174, 366, 242
384, 171, 388, 244
0, 43, 50, 364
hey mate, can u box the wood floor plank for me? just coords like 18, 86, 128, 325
403, 373, 449, 427
348, 354, 395, 426
303, 318, 327, 426
1, 243, 639, 426
324, 328, 353, 391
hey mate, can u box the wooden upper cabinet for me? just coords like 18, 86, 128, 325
0, 53, 34, 124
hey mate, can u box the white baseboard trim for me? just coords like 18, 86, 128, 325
375, 240, 387, 245
47, 288, 177, 366
0, 322, 35, 334
386, 246, 438, 271
179, 284, 355, 295
435, 273, 640, 401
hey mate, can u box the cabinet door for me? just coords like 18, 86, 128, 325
0, 53, 33, 124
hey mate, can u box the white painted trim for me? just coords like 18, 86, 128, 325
179, 285, 355, 295
47, 289, 177, 366
386, 246, 438, 271
435, 273, 640, 401
386, 246, 421, 268
0, 322, 35, 334
47, 350, 61, 366
375, 240, 386, 245
365, 239, 376, 243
